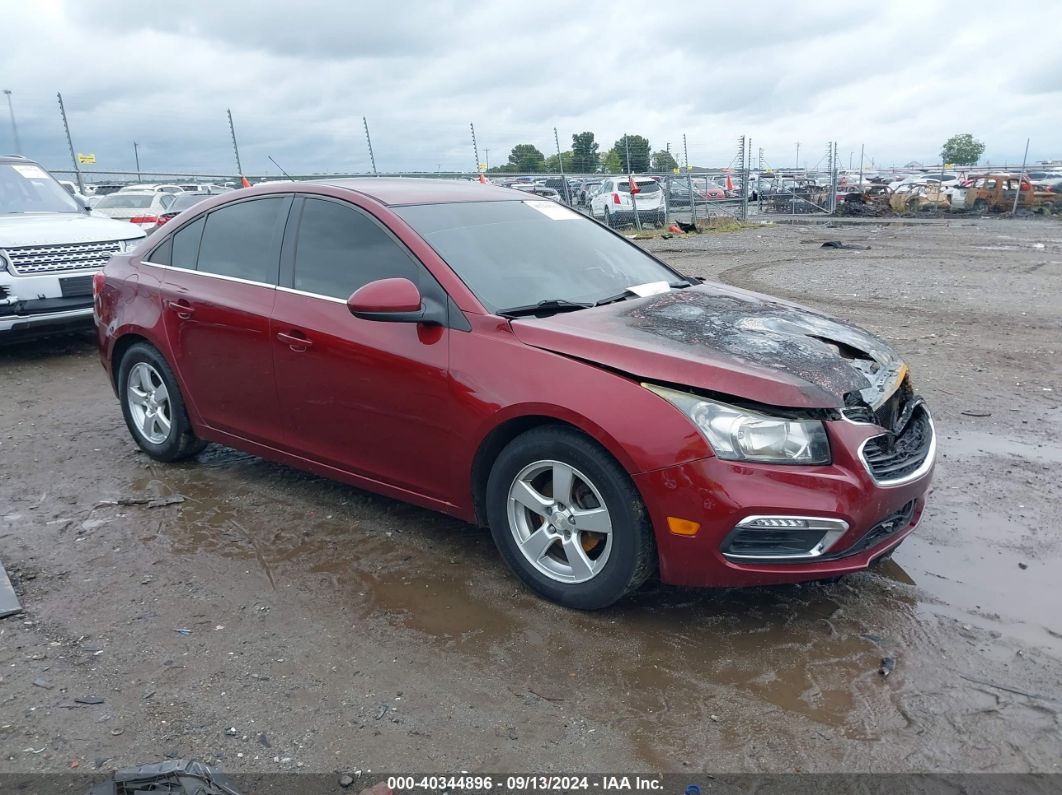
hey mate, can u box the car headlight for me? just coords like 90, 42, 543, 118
644, 384, 831, 465
115, 239, 139, 253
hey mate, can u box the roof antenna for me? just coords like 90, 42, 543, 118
268, 155, 293, 180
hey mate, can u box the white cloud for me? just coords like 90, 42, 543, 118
1, 0, 1059, 176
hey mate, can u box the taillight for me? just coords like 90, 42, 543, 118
156, 214, 176, 226
91, 271, 105, 298
612, 192, 621, 204
129, 216, 158, 225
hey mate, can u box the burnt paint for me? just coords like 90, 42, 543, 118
515, 284, 903, 409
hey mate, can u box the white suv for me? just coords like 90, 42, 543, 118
588, 177, 666, 228
0, 156, 145, 339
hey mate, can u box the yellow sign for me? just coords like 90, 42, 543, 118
479, 163, 487, 171
672, 167, 680, 174
944, 163, 954, 170
77, 153, 96, 165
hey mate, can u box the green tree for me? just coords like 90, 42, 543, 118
571, 132, 600, 173
601, 148, 622, 173
507, 144, 546, 172
613, 134, 650, 172
940, 133, 986, 166
544, 151, 574, 172
652, 149, 678, 171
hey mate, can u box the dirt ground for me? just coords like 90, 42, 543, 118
1, 217, 1060, 779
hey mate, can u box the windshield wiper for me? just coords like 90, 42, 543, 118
498, 299, 593, 318
593, 280, 691, 307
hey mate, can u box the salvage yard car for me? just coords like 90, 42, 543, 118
959, 174, 1056, 214
588, 176, 667, 227
94, 179, 935, 609
1, 155, 144, 340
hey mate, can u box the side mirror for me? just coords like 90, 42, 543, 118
347, 277, 444, 325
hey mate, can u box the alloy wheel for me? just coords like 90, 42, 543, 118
126, 362, 173, 445
506, 459, 613, 583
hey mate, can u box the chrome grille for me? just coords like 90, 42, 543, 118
4, 240, 123, 275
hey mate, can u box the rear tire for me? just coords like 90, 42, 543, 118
485, 426, 655, 609
118, 342, 206, 462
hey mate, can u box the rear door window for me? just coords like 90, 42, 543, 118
172, 217, 205, 270
292, 197, 421, 300
196, 198, 287, 284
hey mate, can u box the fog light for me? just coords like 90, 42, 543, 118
667, 517, 701, 536
722, 515, 848, 561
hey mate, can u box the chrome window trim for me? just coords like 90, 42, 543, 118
721, 515, 849, 562
276, 285, 346, 304
857, 404, 936, 487
140, 259, 276, 289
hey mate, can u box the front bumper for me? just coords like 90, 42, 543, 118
0, 270, 95, 335
634, 413, 935, 588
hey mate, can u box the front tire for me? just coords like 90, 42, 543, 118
485, 426, 655, 609
118, 342, 206, 462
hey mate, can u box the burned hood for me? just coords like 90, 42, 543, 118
510, 284, 905, 409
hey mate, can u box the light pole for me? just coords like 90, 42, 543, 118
3, 90, 22, 155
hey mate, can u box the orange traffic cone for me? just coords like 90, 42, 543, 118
479, 173, 487, 184
725, 174, 734, 192
241, 176, 251, 189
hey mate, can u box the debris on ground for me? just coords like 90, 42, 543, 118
880, 657, 897, 677
85, 759, 242, 795
821, 240, 871, 250
74, 695, 105, 705
32, 677, 53, 689
961, 410, 992, 417
95, 494, 186, 509
340, 774, 355, 788
0, 562, 21, 619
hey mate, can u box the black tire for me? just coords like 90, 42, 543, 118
117, 342, 206, 462
485, 426, 656, 610
972, 198, 988, 212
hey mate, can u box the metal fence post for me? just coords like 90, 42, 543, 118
1012, 137, 1030, 215
56, 92, 85, 194
363, 117, 378, 176
684, 133, 695, 227
554, 127, 571, 205
227, 109, 243, 177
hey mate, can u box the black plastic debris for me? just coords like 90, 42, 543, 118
879, 657, 896, 677
821, 241, 871, 250
85, 759, 242, 795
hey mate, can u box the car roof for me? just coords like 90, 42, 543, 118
316, 177, 523, 206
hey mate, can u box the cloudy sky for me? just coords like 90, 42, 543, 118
2, 1, 1059, 178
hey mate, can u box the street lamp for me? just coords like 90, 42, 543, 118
3, 90, 22, 155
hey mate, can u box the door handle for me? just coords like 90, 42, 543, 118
166, 300, 194, 319
276, 330, 312, 352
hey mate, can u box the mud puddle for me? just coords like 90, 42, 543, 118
133, 421, 1062, 764
890, 425, 1062, 653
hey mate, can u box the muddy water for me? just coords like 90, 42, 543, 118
141, 435, 1038, 768
892, 421, 1062, 651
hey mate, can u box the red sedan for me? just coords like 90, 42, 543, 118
94, 179, 935, 609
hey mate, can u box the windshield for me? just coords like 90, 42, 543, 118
96, 194, 155, 209
0, 162, 82, 215
395, 200, 682, 312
